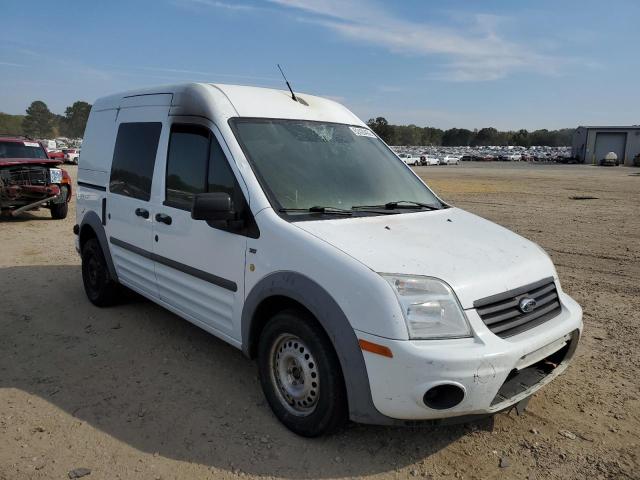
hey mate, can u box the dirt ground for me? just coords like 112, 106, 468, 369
1, 163, 639, 480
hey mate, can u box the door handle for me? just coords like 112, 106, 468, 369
155, 213, 172, 225
135, 208, 149, 219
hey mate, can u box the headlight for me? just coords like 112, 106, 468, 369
381, 274, 472, 339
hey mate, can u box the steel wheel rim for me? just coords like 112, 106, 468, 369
85, 251, 102, 289
269, 333, 319, 416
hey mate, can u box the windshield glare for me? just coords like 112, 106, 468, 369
231, 119, 441, 214
0, 141, 48, 160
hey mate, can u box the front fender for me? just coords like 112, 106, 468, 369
241, 271, 388, 424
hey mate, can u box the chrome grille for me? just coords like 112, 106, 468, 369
474, 277, 562, 338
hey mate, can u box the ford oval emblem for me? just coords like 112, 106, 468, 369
519, 297, 537, 313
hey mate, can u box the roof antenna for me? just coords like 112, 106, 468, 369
277, 64, 298, 102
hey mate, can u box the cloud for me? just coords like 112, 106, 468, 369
172, 0, 259, 12
267, 0, 567, 81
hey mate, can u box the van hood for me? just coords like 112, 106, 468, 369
294, 208, 557, 309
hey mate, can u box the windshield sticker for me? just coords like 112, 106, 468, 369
349, 127, 376, 138
24, 141, 40, 148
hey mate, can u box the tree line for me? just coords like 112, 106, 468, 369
366, 117, 574, 147
0, 100, 91, 139
1, 104, 574, 147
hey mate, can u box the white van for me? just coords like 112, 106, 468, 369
75, 83, 582, 437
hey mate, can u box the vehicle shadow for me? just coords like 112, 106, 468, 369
0, 210, 55, 222
0, 265, 491, 478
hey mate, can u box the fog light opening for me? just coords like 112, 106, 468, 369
423, 384, 465, 410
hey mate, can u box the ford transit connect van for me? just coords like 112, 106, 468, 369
75, 83, 582, 437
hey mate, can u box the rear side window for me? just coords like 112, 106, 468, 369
109, 122, 162, 201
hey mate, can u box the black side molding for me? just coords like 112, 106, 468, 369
101, 198, 107, 226
109, 236, 238, 292
77, 181, 107, 192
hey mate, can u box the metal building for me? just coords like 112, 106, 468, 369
572, 126, 640, 166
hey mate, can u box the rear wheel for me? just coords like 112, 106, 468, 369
81, 238, 120, 306
257, 309, 348, 437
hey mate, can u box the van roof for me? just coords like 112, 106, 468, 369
92, 83, 363, 126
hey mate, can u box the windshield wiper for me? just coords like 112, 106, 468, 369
353, 200, 441, 211
278, 206, 353, 216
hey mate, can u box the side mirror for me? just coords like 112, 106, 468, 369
191, 192, 235, 222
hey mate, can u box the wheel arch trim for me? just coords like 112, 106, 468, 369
79, 211, 118, 282
241, 271, 387, 424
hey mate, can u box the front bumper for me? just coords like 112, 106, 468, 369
356, 291, 582, 421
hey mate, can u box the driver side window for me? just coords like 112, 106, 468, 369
164, 123, 258, 237
165, 124, 209, 209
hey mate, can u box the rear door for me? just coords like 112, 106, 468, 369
106, 98, 169, 299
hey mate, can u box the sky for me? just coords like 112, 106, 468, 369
1, 0, 638, 130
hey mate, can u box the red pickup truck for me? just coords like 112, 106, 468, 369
0, 136, 72, 219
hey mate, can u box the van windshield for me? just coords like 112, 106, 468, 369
230, 119, 442, 215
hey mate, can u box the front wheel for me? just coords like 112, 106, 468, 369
50, 185, 69, 219
257, 310, 348, 437
50, 201, 68, 219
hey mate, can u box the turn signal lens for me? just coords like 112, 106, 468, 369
358, 339, 393, 358
61, 169, 71, 184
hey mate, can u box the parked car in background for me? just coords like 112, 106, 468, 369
600, 151, 619, 166
440, 155, 460, 165
41, 139, 57, 150
0, 136, 72, 219
393, 147, 571, 164
62, 148, 80, 164
420, 154, 439, 166
534, 153, 552, 162
397, 153, 420, 166
47, 149, 65, 161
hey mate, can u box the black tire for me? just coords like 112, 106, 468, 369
50, 201, 68, 219
50, 185, 69, 219
81, 238, 120, 307
257, 309, 348, 437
